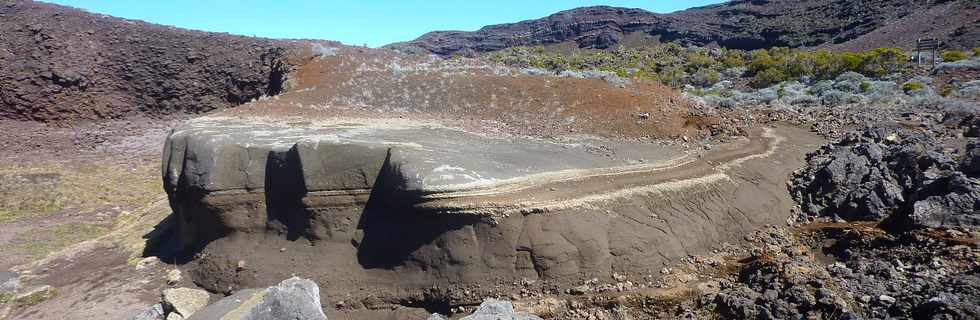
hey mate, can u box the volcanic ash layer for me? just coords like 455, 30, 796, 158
161, 114, 823, 306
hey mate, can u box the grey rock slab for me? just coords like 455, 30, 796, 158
188, 277, 326, 320
0, 271, 17, 293
244, 277, 326, 320
129, 304, 165, 320
427, 314, 447, 320
186, 289, 262, 320
162, 287, 210, 317
461, 298, 542, 320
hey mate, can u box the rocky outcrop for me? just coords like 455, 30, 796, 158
790, 126, 980, 228
160, 111, 824, 311
387, 1, 980, 56
0, 0, 325, 122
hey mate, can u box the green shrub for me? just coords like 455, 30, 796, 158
752, 68, 787, 88
972, 48, 980, 57
861, 48, 907, 77
685, 51, 717, 72
902, 81, 925, 92
488, 44, 914, 89
748, 50, 776, 74
840, 52, 865, 73
657, 66, 687, 88
860, 81, 871, 93
941, 50, 968, 62
692, 68, 720, 86
720, 49, 745, 68
939, 86, 954, 97
806, 50, 845, 79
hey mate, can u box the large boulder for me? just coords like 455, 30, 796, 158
188, 277, 326, 320
962, 141, 980, 177
910, 173, 980, 228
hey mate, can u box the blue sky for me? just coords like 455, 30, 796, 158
43, 1, 722, 47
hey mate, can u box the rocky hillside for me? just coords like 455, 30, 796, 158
388, 0, 980, 55
0, 0, 326, 122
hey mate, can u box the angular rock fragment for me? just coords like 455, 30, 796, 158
162, 288, 210, 318
460, 298, 542, 320
188, 277, 326, 320
129, 304, 165, 320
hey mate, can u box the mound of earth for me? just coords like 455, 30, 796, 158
387, 0, 980, 56
0, 0, 326, 122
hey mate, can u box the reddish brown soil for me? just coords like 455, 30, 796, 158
231, 47, 715, 141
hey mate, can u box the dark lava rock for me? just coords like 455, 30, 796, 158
910, 172, 980, 228
701, 226, 979, 320
0, 0, 326, 122
962, 141, 980, 177
791, 127, 980, 228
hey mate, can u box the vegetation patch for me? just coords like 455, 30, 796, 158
902, 81, 925, 92
0, 161, 161, 224
941, 50, 968, 62
488, 44, 910, 89
13, 286, 57, 308
0, 172, 64, 223
11, 223, 111, 259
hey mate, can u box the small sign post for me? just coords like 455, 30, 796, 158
915, 38, 941, 68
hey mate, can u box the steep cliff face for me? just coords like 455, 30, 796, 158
388, 0, 980, 55
0, 0, 323, 122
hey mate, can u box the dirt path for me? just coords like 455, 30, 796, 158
415, 126, 805, 217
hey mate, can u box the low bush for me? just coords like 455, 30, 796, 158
941, 50, 969, 62
752, 68, 788, 87
902, 81, 925, 92
865, 81, 903, 105
789, 94, 819, 106
935, 59, 980, 72
939, 86, 954, 97
489, 44, 912, 89
692, 68, 720, 86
